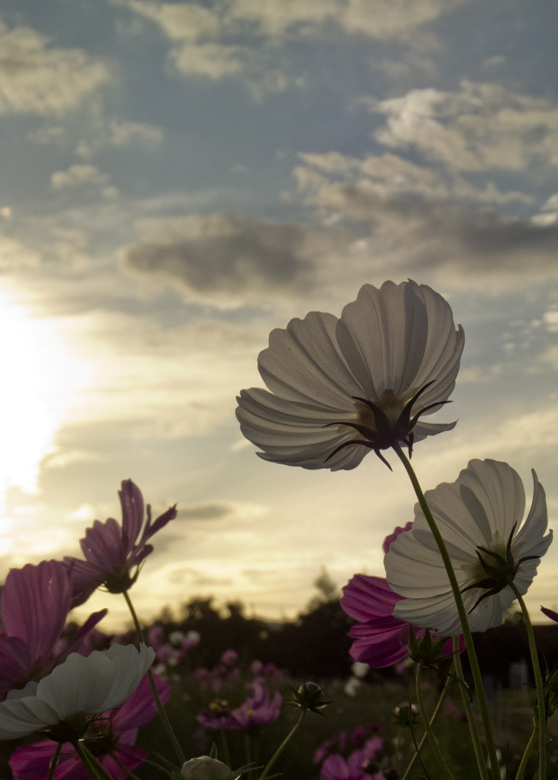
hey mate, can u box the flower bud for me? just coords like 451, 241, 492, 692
393, 702, 419, 727
289, 681, 331, 714
180, 756, 231, 780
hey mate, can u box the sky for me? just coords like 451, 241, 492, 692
0, 0, 558, 631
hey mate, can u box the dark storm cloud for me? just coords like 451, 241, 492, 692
124, 214, 313, 299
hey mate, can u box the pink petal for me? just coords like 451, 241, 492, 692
341, 575, 403, 622
2, 560, 71, 668
119, 479, 144, 548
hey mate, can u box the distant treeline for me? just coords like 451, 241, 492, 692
152, 574, 558, 684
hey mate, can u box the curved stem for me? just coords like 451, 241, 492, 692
453, 636, 489, 780
48, 743, 62, 780
394, 444, 500, 780
416, 662, 455, 780
510, 584, 546, 780
514, 726, 537, 780
73, 741, 114, 780
402, 662, 452, 780
257, 710, 305, 780
123, 589, 186, 766
408, 711, 433, 780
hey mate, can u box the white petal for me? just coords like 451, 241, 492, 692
99, 643, 155, 711
258, 311, 362, 405
458, 459, 525, 542
37, 651, 115, 719
0, 695, 60, 739
337, 280, 464, 405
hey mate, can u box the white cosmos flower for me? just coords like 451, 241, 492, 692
0, 643, 155, 740
236, 280, 464, 471
384, 459, 553, 636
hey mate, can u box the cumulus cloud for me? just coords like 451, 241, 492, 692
369, 80, 558, 171
117, 0, 463, 96
50, 164, 110, 189
124, 213, 319, 303
293, 150, 558, 289
0, 20, 109, 115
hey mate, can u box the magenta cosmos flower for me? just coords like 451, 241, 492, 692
321, 750, 383, 780
341, 524, 458, 666
0, 560, 106, 699
10, 671, 169, 780
236, 280, 464, 471
198, 684, 281, 731
64, 479, 177, 605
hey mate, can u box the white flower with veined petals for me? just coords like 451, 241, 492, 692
0, 643, 155, 740
384, 459, 553, 636
236, 280, 464, 471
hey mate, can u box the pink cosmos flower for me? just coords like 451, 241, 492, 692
64, 479, 177, 605
320, 750, 383, 780
197, 684, 281, 731
0, 560, 106, 700
10, 671, 170, 780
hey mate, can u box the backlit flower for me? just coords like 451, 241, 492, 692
236, 280, 464, 471
0, 560, 106, 700
0, 643, 155, 741
385, 459, 552, 635
181, 756, 231, 780
9, 671, 170, 780
64, 479, 177, 605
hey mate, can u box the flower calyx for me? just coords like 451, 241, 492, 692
407, 627, 446, 668
288, 682, 331, 715
324, 381, 448, 470
462, 523, 540, 613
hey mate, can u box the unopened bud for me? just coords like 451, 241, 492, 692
180, 756, 231, 780
289, 682, 331, 714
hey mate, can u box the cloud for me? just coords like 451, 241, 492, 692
293, 150, 558, 290
369, 80, 558, 171
50, 165, 110, 189
178, 502, 234, 521
124, 213, 317, 303
0, 20, 109, 115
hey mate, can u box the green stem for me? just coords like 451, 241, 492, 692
514, 726, 537, 780
452, 636, 489, 780
73, 741, 114, 780
123, 589, 186, 766
220, 730, 231, 769
394, 444, 500, 780
402, 653, 453, 780
48, 742, 62, 780
510, 584, 546, 780
245, 732, 253, 779
257, 710, 305, 780
110, 751, 144, 780
416, 662, 455, 780
408, 711, 433, 780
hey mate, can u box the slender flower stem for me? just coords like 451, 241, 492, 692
402, 653, 453, 780
220, 730, 232, 769
393, 444, 500, 780
244, 732, 253, 779
416, 662, 455, 780
453, 637, 489, 780
408, 713, 433, 780
73, 741, 114, 780
257, 710, 305, 780
110, 751, 144, 780
123, 589, 186, 766
47, 743, 62, 780
510, 584, 546, 780
515, 726, 537, 780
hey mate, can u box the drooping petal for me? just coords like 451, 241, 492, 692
1, 561, 71, 668
341, 575, 403, 622
98, 644, 155, 712
0, 694, 60, 739
347, 620, 409, 667
37, 651, 116, 719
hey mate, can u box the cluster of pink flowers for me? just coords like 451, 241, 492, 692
147, 625, 200, 674
195, 648, 242, 692
197, 682, 282, 732
0, 478, 177, 778
313, 725, 384, 780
